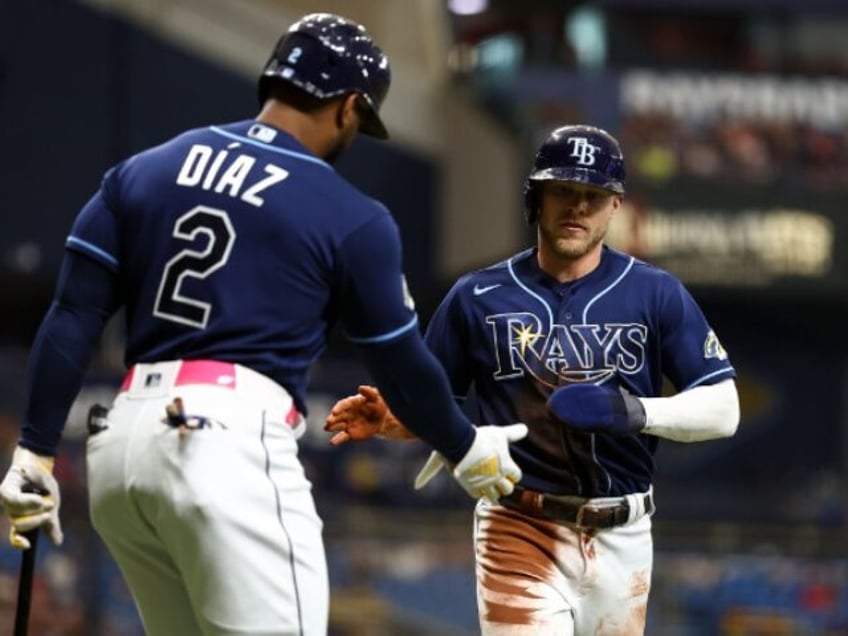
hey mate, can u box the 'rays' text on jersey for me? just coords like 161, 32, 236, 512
176, 143, 289, 207
486, 312, 647, 385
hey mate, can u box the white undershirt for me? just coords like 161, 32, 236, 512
640, 378, 739, 442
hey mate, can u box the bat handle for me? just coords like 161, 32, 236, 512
14, 528, 39, 636
14, 485, 46, 636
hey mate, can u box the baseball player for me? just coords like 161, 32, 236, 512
0, 13, 527, 636
325, 125, 740, 634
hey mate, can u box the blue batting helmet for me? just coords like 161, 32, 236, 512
523, 125, 625, 223
258, 13, 391, 139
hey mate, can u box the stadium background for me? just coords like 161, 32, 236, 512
2, 0, 848, 633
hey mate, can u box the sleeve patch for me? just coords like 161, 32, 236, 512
704, 330, 728, 361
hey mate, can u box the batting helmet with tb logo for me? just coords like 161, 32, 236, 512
523, 125, 626, 224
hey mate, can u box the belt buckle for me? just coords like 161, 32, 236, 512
575, 501, 618, 528
575, 502, 597, 528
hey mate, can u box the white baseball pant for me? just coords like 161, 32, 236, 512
86, 360, 327, 636
474, 495, 653, 635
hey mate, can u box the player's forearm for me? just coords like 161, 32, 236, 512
358, 332, 474, 463
639, 378, 740, 442
22, 304, 109, 455
22, 253, 118, 455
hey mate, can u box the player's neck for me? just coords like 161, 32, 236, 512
536, 243, 603, 283
255, 101, 337, 159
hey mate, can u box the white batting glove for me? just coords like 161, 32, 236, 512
0, 447, 63, 549
415, 424, 527, 501
414, 451, 447, 490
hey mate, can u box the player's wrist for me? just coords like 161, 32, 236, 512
619, 392, 647, 434
439, 425, 477, 466
380, 412, 416, 440
13, 446, 55, 473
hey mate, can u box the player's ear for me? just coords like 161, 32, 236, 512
610, 194, 623, 215
335, 93, 360, 132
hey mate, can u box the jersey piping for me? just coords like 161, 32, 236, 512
66, 236, 119, 269
346, 314, 419, 344
582, 256, 635, 323
507, 255, 554, 330
684, 367, 736, 390
209, 126, 331, 168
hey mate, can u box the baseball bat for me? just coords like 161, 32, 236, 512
14, 528, 39, 636
14, 485, 46, 636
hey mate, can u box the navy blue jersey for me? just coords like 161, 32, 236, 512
425, 246, 736, 497
67, 120, 417, 414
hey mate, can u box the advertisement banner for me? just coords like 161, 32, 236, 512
607, 180, 847, 296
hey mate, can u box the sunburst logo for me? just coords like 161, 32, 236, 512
511, 323, 544, 356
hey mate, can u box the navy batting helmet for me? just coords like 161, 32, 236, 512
258, 13, 391, 139
523, 125, 625, 224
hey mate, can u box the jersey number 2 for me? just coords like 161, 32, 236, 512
153, 206, 235, 329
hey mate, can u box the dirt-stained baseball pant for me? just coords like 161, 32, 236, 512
474, 495, 653, 635
86, 360, 327, 636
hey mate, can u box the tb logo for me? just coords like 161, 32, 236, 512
566, 137, 598, 165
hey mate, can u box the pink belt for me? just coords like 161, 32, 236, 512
120, 359, 301, 426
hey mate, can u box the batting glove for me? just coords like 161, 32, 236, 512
415, 424, 527, 501
0, 447, 63, 549
547, 384, 646, 435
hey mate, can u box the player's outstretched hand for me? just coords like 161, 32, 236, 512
0, 446, 63, 549
324, 385, 416, 445
443, 424, 527, 501
547, 384, 646, 435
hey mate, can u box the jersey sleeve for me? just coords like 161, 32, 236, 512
65, 167, 121, 272
337, 213, 418, 344
424, 279, 474, 399
339, 213, 476, 462
21, 168, 124, 455
658, 278, 736, 391
22, 252, 121, 455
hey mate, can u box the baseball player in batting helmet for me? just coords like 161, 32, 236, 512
523, 124, 626, 223
258, 12, 391, 140
326, 123, 740, 634
0, 12, 527, 635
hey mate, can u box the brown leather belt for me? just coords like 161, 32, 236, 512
499, 485, 654, 529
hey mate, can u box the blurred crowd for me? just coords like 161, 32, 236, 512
652, 553, 848, 635
620, 113, 848, 190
